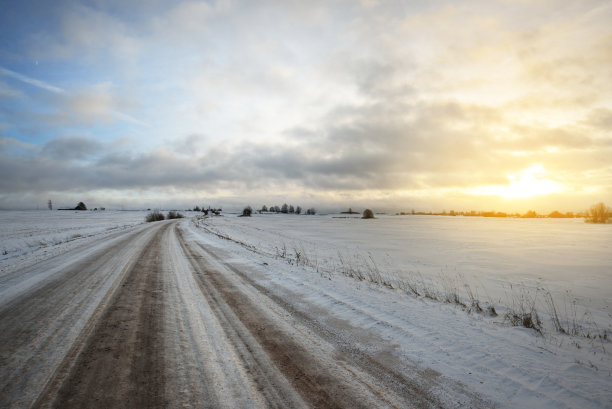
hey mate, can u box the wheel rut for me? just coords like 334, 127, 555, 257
2, 218, 485, 409
176, 226, 417, 409
183, 233, 447, 409
34, 222, 170, 409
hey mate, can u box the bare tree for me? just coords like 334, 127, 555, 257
585, 202, 610, 223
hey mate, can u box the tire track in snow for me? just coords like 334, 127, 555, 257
3, 217, 485, 409
176, 225, 440, 409
162, 222, 307, 408
183, 223, 542, 408
34, 222, 170, 408
180, 222, 496, 409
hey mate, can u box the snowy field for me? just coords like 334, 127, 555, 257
1, 210, 611, 408
0, 210, 149, 254
190, 213, 612, 408
198, 213, 612, 328
0, 210, 148, 270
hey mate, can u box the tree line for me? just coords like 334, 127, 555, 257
396, 202, 610, 223
241, 204, 316, 217
260, 203, 316, 215
192, 206, 222, 215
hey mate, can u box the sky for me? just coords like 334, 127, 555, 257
1, 0, 611, 212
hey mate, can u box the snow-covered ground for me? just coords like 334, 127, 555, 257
0, 210, 149, 271
188, 213, 612, 409
1, 210, 610, 408
197, 213, 612, 330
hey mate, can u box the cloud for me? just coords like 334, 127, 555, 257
0, 72, 147, 132
41, 136, 102, 161
170, 134, 210, 156
52, 83, 148, 127
26, 3, 141, 64
0, 81, 24, 99
0, 136, 37, 153
3, 84, 610, 207
584, 108, 612, 131
1, 1, 610, 210
0, 66, 65, 94
62, 85, 116, 124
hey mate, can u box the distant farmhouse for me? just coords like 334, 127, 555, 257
58, 202, 88, 211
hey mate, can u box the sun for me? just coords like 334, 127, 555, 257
465, 164, 565, 199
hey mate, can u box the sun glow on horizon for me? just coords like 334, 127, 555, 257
0, 1, 610, 211
465, 164, 565, 199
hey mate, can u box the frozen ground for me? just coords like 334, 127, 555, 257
0, 210, 149, 270
1, 210, 611, 408
198, 214, 612, 329
191, 213, 612, 408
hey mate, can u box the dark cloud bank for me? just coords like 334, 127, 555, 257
1, 101, 610, 210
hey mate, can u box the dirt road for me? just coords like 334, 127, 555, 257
1, 220, 482, 408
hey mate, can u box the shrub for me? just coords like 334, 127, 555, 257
503, 286, 542, 333
506, 311, 542, 333
362, 209, 375, 219
241, 206, 253, 217
585, 202, 610, 223
167, 211, 184, 219
145, 211, 165, 222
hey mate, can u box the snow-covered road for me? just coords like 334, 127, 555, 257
1, 213, 610, 408
0, 219, 486, 408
